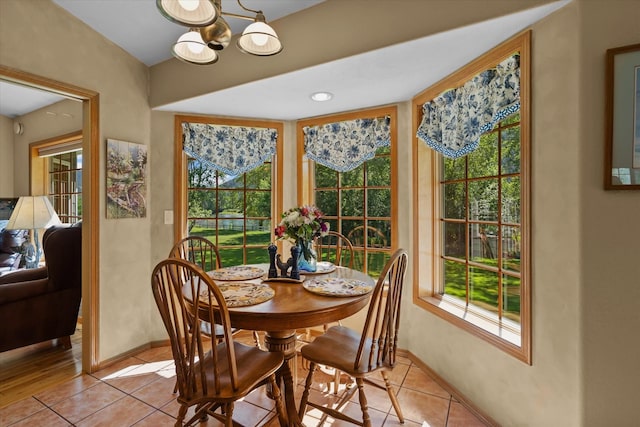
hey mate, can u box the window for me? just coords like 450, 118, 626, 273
187, 156, 273, 264
413, 32, 531, 363
174, 116, 283, 265
30, 131, 83, 224
48, 151, 82, 224
298, 106, 397, 277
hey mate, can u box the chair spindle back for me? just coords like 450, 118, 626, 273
354, 248, 408, 372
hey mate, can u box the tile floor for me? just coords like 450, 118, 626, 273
0, 335, 487, 427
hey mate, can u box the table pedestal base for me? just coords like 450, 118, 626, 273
264, 330, 303, 426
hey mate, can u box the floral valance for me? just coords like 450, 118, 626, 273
416, 54, 520, 159
182, 122, 277, 175
303, 116, 391, 172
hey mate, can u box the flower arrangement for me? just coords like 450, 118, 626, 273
275, 205, 330, 261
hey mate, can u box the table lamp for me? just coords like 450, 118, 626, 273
6, 196, 61, 268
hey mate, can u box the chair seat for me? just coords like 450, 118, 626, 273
180, 341, 283, 403
301, 325, 389, 376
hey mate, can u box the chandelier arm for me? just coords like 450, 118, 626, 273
236, 0, 262, 15
220, 11, 256, 21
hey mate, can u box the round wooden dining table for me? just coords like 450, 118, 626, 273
209, 264, 375, 427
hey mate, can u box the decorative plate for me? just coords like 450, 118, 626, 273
303, 261, 337, 275
200, 282, 275, 307
303, 277, 373, 297
208, 266, 265, 281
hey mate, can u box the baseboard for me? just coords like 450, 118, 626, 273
400, 349, 500, 427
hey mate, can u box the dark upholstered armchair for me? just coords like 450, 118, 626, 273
0, 222, 82, 352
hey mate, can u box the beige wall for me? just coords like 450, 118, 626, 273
579, 1, 640, 425
11, 99, 82, 197
0, 115, 13, 197
0, 0, 152, 361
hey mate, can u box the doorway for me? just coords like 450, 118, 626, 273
0, 65, 100, 375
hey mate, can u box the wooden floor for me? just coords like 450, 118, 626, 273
0, 324, 82, 408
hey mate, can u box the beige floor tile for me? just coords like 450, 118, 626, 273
50, 382, 126, 424
396, 387, 450, 427
131, 374, 178, 409
242, 384, 278, 411
133, 409, 177, 426
383, 412, 424, 426
0, 397, 47, 426
402, 365, 450, 399
7, 407, 71, 427
325, 400, 388, 427
347, 381, 394, 414
103, 360, 175, 394
34, 374, 100, 406
75, 395, 155, 427
446, 401, 487, 426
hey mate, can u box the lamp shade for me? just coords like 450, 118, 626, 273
237, 19, 283, 56
5, 196, 61, 231
172, 29, 219, 64
156, 0, 218, 27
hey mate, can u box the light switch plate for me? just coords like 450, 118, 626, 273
164, 210, 174, 225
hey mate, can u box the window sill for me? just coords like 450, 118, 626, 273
416, 293, 530, 363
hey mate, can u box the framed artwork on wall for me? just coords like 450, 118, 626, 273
605, 43, 640, 190
106, 139, 147, 218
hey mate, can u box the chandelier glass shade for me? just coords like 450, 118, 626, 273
156, 0, 218, 27
157, 0, 282, 65
237, 14, 282, 56
172, 29, 219, 64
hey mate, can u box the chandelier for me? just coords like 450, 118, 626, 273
157, 0, 283, 65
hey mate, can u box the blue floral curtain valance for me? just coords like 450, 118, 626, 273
416, 53, 520, 159
303, 116, 391, 172
182, 122, 277, 175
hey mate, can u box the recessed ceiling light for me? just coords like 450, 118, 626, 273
310, 91, 333, 102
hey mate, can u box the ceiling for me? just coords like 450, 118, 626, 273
0, 0, 570, 121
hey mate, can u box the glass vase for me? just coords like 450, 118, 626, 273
297, 240, 317, 273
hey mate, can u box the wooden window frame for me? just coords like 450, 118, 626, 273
411, 32, 531, 364
173, 115, 284, 252
296, 106, 399, 274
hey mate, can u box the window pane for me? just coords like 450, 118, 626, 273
469, 267, 499, 314
469, 224, 498, 265
316, 190, 337, 216
442, 182, 466, 219
315, 164, 337, 187
443, 221, 465, 259
247, 220, 271, 244
367, 220, 391, 249
341, 189, 364, 216
247, 246, 269, 264
502, 225, 521, 272
366, 156, 391, 186
219, 190, 244, 212
246, 190, 270, 218
189, 189, 216, 218
342, 164, 364, 187
376, 145, 391, 155
219, 247, 243, 267
468, 132, 498, 178
443, 259, 466, 299
469, 179, 498, 221
190, 219, 216, 236
246, 163, 271, 189
219, 219, 245, 236
502, 274, 521, 323
343, 220, 364, 247
367, 189, 391, 217
501, 176, 520, 223
501, 126, 520, 174
367, 251, 390, 278
442, 156, 465, 181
